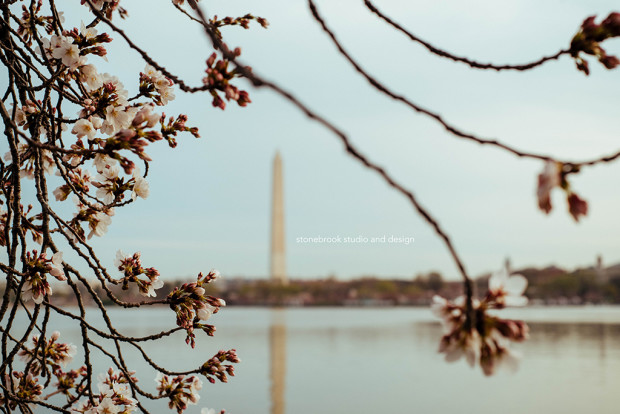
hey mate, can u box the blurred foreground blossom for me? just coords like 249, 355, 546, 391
536, 161, 561, 214
432, 265, 530, 376
535, 161, 589, 222
488, 267, 528, 307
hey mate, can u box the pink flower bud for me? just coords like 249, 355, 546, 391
206, 53, 216, 68
132, 110, 147, 126
581, 16, 599, 34
600, 55, 620, 69
603, 12, 620, 33
118, 129, 136, 139
567, 193, 588, 221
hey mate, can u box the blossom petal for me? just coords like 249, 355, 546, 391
488, 268, 508, 292
51, 251, 63, 266
505, 274, 528, 297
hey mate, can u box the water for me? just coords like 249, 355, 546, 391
9, 306, 620, 413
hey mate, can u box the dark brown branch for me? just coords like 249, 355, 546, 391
47, 303, 184, 343
308, 0, 620, 171
364, 0, 570, 71
82, 0, 210, 94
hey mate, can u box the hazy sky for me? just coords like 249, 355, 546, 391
4, 0, 620, 281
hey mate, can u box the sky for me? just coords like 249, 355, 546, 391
3, 0, 620, 281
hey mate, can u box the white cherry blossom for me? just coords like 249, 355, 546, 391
488, 266, 528, 307
10, 103, 27, 126
49, 251, 66, 279
87, 209, 114, 239
131, 169, 149, 200
159, 87, 176, 105
96, 397, 119, 414
80, 21, 98, 40
81, 64, 103, 90
100, 74, 129, 102
143, 278, 164, 297
94, 154, 117, 173
72, 119, 97, 141
196, 303, 217, 321
54, 40, 81, 69
102, 105, 135, 135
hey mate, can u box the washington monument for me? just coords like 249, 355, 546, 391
270, 151, 287, 285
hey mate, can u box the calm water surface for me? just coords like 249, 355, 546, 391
18, 307, 620, 413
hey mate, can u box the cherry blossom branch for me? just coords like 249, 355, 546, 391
0, 2, 238, 411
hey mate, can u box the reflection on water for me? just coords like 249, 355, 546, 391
260, 308, 620, 414
14, 307, 620, 414
270, 310, 286, 414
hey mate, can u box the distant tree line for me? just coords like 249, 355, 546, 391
6, 264, 617, 308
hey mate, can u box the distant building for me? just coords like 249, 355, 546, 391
596, 255, 608, 284
270, 151, 287, 285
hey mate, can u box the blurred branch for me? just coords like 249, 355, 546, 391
364, 0, 570, 71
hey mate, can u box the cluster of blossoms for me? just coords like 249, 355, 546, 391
54, 166, 92, 202
203, 51, 251, 110
18, 331, 77, 375
22, 250, 66, 304
53, 167, 89, 205
92, 163, 149, 205
0, 372, 43, 411
11, 23, 190, 245
0, 333, 81, 411
4, 141, 54, 179
0, 0, 264, 411
114, 250, 164, 297
53, 366, 89, 402
159, 112, 200, 148
432, 266, 530, 376
32, 24, 198, 242
16, 1, 60, 45
155, 373, 202, 414
72, 369, 138, 414
68, 195, 115, 240
1, 11, 207, 293
167, 270, 224, 347
199, 349, 240, 384
536, 161, 588, 222
74, 71, 136, 137
38, 24, 111, 72
0, 204, 44, 246
59, 104, 180, 241
570, 12, 620, 75
140, 65, 176, 105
